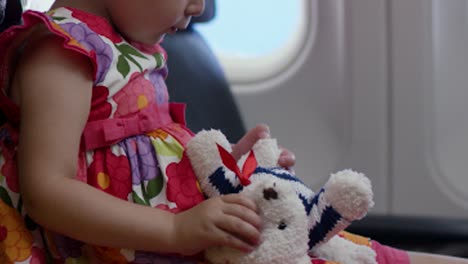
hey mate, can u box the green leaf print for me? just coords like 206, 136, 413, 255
141, 182, 149, 205
115, 43, 146, 75
153, 53, 165, 69
117, 54, 130, 78
146, 176, 163, 199
51, 16, 67, 21
0, 186, 13, 207
64, 256, 90, 264
125, 55, 144, 73
117, 44, 148, 59
151, 138, 184, 159
132, 191, 149, 206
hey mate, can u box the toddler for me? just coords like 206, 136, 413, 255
0, 0, 466, 263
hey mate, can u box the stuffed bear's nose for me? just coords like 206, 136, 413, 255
263, 187, 278, 200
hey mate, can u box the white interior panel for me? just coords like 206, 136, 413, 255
233, 0, 390, 214
430, 0, 468, 209
392, 0, 468, 218
231, 0, 468, 218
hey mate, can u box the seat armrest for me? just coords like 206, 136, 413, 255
347, 215, 468, 257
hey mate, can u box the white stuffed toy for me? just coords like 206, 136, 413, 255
186, 130, 377, 264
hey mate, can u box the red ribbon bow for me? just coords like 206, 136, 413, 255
216, 143, 257, 186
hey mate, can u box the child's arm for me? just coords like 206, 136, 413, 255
15, 34, 260, 255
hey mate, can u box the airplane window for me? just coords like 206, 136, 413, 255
195, 0, 308, 86
22, 0, 54, 11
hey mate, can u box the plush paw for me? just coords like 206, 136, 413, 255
352, 244, 378, 264
251, 138, 282, 168
312, 236, 377, 264
323, 169, 374, 221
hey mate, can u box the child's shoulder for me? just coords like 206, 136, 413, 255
9, 25, 94, 104
0, 8, 98, 94
1, 8, 96, 70
0, 17, 94, 138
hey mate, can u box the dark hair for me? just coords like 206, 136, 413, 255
0, 0, 22, 126
0, 0, 22, 32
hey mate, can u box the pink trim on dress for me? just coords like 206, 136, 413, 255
372, 241, 410, 264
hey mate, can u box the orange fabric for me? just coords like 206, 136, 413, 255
339, 231, 372, 247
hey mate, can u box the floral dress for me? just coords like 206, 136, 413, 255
0, 7, 204, 263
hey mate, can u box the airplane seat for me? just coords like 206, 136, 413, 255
348, 215, 468, 257
161, 0, 246, 142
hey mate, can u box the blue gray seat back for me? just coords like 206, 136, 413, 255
162, 0, 246, 142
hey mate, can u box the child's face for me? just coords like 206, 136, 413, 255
105, 0, 205, 45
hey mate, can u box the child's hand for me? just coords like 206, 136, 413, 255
173, 193, 261, 256
278, 146, 295, 170
232, 124, 296, 170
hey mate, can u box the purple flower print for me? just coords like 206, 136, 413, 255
132, 251, 195, 264
149, 70, 169, 104
60, 22, 113, 83
119, 135, 159, 185
52, 233, 84, 259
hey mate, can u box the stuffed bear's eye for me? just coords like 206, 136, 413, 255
278, 221, 287, 230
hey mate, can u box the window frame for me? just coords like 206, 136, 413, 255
204, 0, 317, 93
23, 0, 54, 12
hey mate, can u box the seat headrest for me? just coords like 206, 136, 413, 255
192, 0, 215, 24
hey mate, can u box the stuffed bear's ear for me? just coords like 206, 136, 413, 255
186, 129, 231, 186
238, 138, 281, 168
